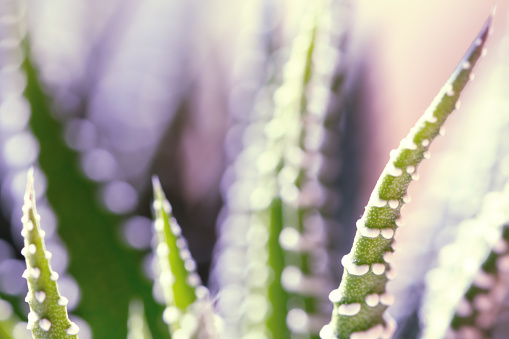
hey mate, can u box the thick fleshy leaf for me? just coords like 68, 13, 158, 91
127, 300, 153, 339
21, 169, 79, 338
152, 176, 218, 338
447, 225, 509, 338
321, 16, 491, 339
23, 46, 168, 339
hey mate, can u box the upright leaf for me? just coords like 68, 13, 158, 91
152, 177, 219, 338
127, 299, 153, 339
321, 17, 491, 339
23, 47, 168, 339
21, 169, 79, 338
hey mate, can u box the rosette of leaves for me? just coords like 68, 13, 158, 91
320, 16, 491, 339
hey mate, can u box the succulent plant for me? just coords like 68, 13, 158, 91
0, 1, 506, 339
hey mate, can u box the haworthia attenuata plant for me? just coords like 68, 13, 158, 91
152, 177, 219, 338
321, 17, 491, 339
21, 169, 79, 338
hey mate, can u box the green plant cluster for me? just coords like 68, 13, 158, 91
0, 1, 507, 339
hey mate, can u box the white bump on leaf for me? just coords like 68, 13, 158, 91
35, 291, 46, 303
372, 263, 386, 275
58, 296, 69, 306
365, 294, 380, 307
66, 322, 80, 335
39, 318, 51, 331
337, 303, 361, 316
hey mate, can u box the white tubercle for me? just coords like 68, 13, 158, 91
423, 151, 431, 159
387, 165, 403, 177
154, 219, 164, 231
395, 218, 404, 227
26, 221, 34, 231
439, 126, 446, 136
401, 138, 417, 150
45, 251, 52, 259
402, 195, 411, 203
39, 318, 51, 332
31, 268, 41, 279
351, 324, 385, 339
58, 296, 69, 306
473, 294, 493, 311
426, 115, 438, 123
381, 229, 394, 240
337, 303, 361, 316
365, 294, 380, 307
156, 243, 170, 257
421, 139, 430, 147
462, 61, 471, 69
371, 196, 387, 208
380, 293, 395, 306
383, 252, 393, 263
50, 271, 59, 281
329, 289, 342, 303
372, 263, 386, 275
341, 255, 369, 276
28, 244, 36, 255
469, 73, 476, 81
21, 247, 27, 256
360, 227, 380, 238
28, 311, 38, 323
473, 271, 496, 289
386, 269, 397, 280
412, 173, 420, 181
455, 101, 462, 110
445, 84, 455, 96
493, 239, 508, 254
319, 325, 334, 339
279, 227, 300, 250
356, 219, 365, 228
497, 255, 509, 272
456, 298, 473, 317
406, 166, 415, 174
66, 323, 80, 335
388, 200, 399, 209
35, 291, 46, 303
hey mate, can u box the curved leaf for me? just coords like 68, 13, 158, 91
321, 16, 491, 339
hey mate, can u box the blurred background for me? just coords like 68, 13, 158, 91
0, 0, 507, 338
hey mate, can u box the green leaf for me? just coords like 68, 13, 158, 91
22, 44, 168, 339
127, 300, 153, 339
21, 169, 79, 339
448, 225, 509, 338
0, 298, 23, 339
321, 16, 491, 339
151, 177, 219, 338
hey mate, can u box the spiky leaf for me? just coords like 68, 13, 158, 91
321, 16, 491, 339
21, 169, 79, 339
152, 177, 219, 338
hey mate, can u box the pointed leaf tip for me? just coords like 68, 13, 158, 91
152, 176, 165, 201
